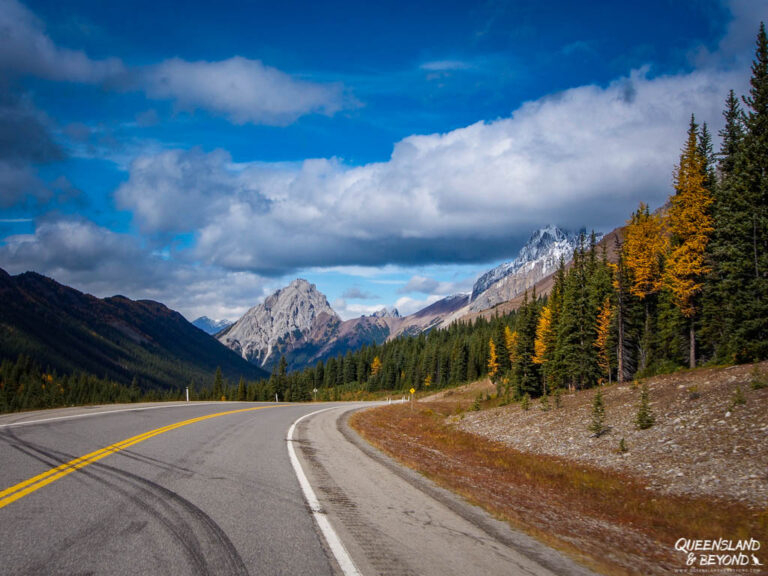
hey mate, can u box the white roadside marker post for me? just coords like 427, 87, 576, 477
185, 387, 189, 402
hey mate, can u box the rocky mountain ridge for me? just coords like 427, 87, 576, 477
468, 226, 590, 312
217, 279, 339, 367
216, 225, 587, 371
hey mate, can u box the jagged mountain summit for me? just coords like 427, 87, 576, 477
217, 279, 340, 368
372, 307, 400, 318
469, 226, 585, 312
192, 316, 232, 335
217, 280, 469, 371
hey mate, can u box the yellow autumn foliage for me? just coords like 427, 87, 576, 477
371, 356, 383, 376
665, 127, 714, 318
487, 338, 499, 379
623, 202, 668, 299
504, 326, 518, 365
533, 306, 552, 365
594, 297, 612, 380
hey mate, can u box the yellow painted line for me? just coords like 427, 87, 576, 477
0, 405, 273, 509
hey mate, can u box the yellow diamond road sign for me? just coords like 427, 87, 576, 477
410, 388, 415, 395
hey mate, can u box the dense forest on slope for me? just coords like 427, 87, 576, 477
0, 269, 267, 393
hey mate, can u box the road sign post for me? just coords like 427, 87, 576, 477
410, 387, 415, 410
185, 387, 189, 402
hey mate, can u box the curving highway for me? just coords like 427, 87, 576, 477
0, 402, 592, 575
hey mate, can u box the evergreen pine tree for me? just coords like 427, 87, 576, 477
703, 90, 744, 364
513, 292, 540, 396
588, 389, 606, 436
213, 367, 223, 400
635, 383, 655, 429
730, 23, 768, 361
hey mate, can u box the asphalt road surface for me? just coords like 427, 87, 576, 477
0, 402, 592, 575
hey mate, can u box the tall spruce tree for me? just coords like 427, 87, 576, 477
513, 292, 540, 397
557, 238, 600, 390
730, 22, 768, 361
702, 90, 745, 361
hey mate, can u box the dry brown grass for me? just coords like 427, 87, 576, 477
351, 402, 768, 576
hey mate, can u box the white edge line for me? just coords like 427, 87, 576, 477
287, 407, 363, 576
0, 402, 226, 429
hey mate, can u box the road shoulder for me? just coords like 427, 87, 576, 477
294, 404, 594, 576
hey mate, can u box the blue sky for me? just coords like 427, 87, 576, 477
0, 0, 764, 320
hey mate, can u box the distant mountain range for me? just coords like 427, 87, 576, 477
0, 269, 267, 389
217, 226, 586, 371
192, 316, 233, 335
0, 225, 603, 383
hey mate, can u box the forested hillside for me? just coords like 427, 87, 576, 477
0, 269, 267, 398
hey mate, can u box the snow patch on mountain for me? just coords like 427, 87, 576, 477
469, 226, 594, 312
192, 316, 232, 335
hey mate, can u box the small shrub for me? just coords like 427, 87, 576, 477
472, 394, 482, 411
618, 438, 628, 453
539, 393, 550, 411
553, 387, 563, 409
521, 393, 530, 411
750, 364, 767, 390
729, 386, 746, 409
687, 385, 701, 400
635, 383, 655, 430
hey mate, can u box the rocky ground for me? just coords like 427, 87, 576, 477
453, 362, 768, 507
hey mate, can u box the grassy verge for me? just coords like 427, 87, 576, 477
350, 402, 768, 576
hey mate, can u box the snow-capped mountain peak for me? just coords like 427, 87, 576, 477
192, 316, 233, 335
468, 226, 594, 311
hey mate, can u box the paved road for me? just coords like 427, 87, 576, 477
0, 402, 338, 575
0, 402, 593, 575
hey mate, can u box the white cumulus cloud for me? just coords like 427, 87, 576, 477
141, 57, 345, 125
116, 65, 747, 275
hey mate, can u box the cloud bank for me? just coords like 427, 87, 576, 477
116, 65, 745, 276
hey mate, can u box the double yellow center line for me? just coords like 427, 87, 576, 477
0, 405, 272, 509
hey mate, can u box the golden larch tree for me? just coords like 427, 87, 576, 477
623, 202, 668, 300
665, 117, 714, 368
532, 306, 552, 365
594, 296, 612, 384
370, 356, 383, 376
504, 326, 518, 365
487, 338, 499, 380
623, 202, 668, 371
